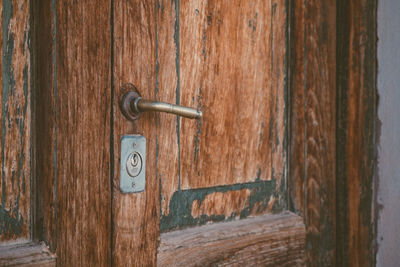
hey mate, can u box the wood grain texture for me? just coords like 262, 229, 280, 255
0, 242, 56, 267
156, 0, 180, 218
0, 0, 31, 241
290, 1, 337, 266
190, 189, 251, 219
55, 1, 112, 265
112, 1, 158, 266
336, 0, 377, 266
180, 0, 287, 189
34, 1, 112, 266
158, 212, 306, 267
158, 0, 288, 231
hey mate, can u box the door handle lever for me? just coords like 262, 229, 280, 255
119, 83, 202, 121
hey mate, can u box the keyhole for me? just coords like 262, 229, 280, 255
126, 152, 142, 178
131, 153, 138, 167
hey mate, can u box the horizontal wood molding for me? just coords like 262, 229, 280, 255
158, 212, 305, 266
0, 242, 56, 266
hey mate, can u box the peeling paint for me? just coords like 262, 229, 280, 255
0, 0, 31, 240
191, 189, 250, 219
0, 204, 24, 238
160, 180, 284, 232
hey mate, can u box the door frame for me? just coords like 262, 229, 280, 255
289, 0, 377, 266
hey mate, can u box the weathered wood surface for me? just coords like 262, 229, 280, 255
112, 1, 158, 266
156, 0, 180, 223
289, 0, 337, 266
336, 0, 377, 266
34, 0, 112, 266
0, 242, 56, 267
158, 212, 306, 267
55, 1, 112, 265
158, 0, 288, 232
0, 0, 31, 241
179, 0, 287, 189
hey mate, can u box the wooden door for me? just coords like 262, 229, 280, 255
0, 0, 377, 266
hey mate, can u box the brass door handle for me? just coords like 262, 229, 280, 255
119, 83, 202, 121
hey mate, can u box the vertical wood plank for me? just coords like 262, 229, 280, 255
0, 0, 31, 242
112, 1, 158, 266
34, 1, 112, 266
156, 0, 180, 219
336, 0, 376, 266
304, 1, 337, 265
56, 1, 112, 266
290, 0, 337, 266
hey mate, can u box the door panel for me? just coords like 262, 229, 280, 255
178, 0, 286, 189
157, 0, 288, 232
112, 0, 288, 264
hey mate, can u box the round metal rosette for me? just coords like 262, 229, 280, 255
118, 83, 141, 121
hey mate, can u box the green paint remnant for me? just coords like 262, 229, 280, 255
193, 87, 202, 162
0, 204, 24, 238
255, 168, 261, 181
160, 180, 285, 232
1, 1, 30, 238
1, 0, 14, 209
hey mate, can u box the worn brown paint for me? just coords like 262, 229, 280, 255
0, 0, 31, 241
112, 1, 159, 266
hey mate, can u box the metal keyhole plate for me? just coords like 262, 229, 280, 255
120, 135, 146, 193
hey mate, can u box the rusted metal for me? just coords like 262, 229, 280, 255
119, 83, 202, 121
